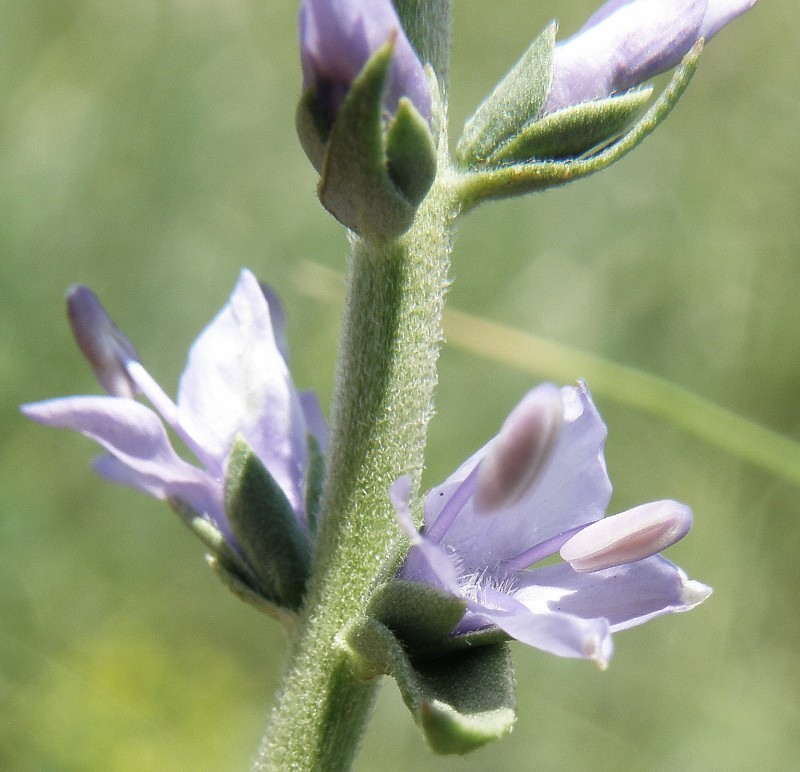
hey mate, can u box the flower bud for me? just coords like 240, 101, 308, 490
560, 499, 693, 573
475, 384, 563, 513
66, 285, 140, 398
296, 0, 437, 237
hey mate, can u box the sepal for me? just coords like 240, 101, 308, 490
488, 87, 653, 164
368, 579, 467, 653
346, 616, 516, 754
296, 87, 330, 175
385, 97, 437, 207
225, 435, 311, 611
169, 495, 262, 592
456, 23, 556, 166
298, 40, 436, 237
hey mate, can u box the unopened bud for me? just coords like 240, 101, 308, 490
67, 285, 140, 398
560, 499, 692, 573
475, 384, 563, 513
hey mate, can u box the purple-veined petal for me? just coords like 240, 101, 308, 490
514, 556, 712, 632
431, 383, 611, 573
176, 269, 309, 515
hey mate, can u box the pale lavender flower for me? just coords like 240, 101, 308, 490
22, 270, 326, 548
543, 0, 758, 114
299, 0, 431, 123
394, 382, 710, 667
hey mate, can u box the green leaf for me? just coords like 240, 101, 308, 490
456, 22, 556, 165
385, 97, 437, 206
347, 618, 516, 754
489, 87, 653, 163
318, 40, 415, 237
225, 436, 311, 611
368, 579, 466, 654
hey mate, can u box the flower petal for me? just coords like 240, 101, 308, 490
474, 383, 563, 514
701, 0, 759, 39
392, 476, 461, 593
92, 454, 223, 533
432, 383, 611, 573
544, 0, 705, 112
66, 284, 140, 398
514, 557, 712, 632
176, 269, 309, 515
461, 587, 613, 666
299, 0, 430, 121
299, 391, 329, 453
21, 395, 216, 506
560, 499, 692, 572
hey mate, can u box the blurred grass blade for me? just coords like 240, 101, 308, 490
295, 260, 800, 486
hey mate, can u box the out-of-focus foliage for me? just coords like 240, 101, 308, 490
1, 2, 797, 770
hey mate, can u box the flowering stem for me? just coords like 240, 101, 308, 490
255, 29, 455, 769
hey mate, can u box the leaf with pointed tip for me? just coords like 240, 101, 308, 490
225, 436, 310, 611
457, 23, 556, 165
489, 87, 653, 163
385, 98, 437, 206
318, 40, 414, 236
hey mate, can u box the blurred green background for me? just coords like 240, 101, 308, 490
2, 2, 797, 769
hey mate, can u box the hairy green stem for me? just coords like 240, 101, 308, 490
255, 182, 457, 771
